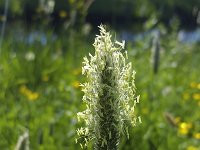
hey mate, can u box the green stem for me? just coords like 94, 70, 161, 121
94, 61, 120, 150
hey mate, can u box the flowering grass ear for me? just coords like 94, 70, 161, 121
76, 25, 140, 150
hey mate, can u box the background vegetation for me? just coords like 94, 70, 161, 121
0, 0, 200, 149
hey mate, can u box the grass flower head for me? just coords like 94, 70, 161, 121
76, 25, 140, 149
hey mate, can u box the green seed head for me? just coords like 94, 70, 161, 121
76, 25, 140, 149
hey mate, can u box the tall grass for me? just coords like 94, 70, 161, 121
0, 25, 200, 150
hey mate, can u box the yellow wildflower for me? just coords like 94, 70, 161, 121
187, 145, 198, 150
178, 127, 188, 135
190, 82, 197, 88
193, 93, 200, 101
181, 122, 192, 129
197, 83, 200, 90
59, 10, 67, 18
178, 122, 192, 135
19, 85, 28, 94
183, 93, 190, 100
72, 81, 80, 88
193, 133, 200, 139
19, 85, 39, 101
27, 92, 39, 101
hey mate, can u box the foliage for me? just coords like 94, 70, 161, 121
0, 0, 200, 28
0, 24, 200, 150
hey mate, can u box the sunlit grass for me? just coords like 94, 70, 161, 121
0, 27, 200, 149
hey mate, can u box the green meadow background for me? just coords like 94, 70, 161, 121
0, 0, 200, 149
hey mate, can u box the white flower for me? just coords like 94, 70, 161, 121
25, 51, 35, 61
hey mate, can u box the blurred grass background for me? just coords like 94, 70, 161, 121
0, 0, 200, 149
